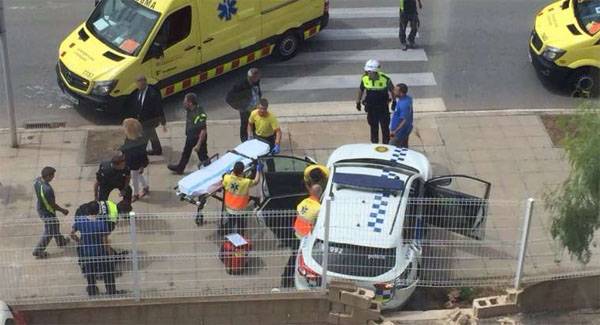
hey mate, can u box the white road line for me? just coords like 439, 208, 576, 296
270, 98, 447, 117
262, 73, 436, 91
330, 7, 399, 19
279, 49, 427, 65
316, 28, 419, 41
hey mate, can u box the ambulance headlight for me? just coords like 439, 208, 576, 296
91, 80, 117, 96
542, 47, 566, 61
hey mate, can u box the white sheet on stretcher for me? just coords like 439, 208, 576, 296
177, 139, 271, 197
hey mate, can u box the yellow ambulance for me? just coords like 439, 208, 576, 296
529, 0, 600, 95
56, 0, 329, 111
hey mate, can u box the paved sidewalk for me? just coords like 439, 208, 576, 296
0, 112, 567, 218
0, 111, 582, 304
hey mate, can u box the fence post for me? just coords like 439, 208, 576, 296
128, 212, 141, 301
514, 198, 535, 290
320, 197, 331, 290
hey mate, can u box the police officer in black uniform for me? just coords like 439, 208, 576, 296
94, 154, 133, 204
356, 59, 394, 144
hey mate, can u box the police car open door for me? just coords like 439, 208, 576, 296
256, 155, 315, 246
423, 175, 491, 240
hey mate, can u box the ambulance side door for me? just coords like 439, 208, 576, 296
236, 0, 261, 50
144, 5, 201, 86
198, 0, 242, 64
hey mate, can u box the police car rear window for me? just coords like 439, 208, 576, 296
312, 240, 396, 277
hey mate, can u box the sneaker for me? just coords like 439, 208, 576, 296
32, 251, 48, 259
167, 164, 184, 175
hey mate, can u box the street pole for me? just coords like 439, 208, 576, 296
0, 0, 18, 148
514, 198, 535, 290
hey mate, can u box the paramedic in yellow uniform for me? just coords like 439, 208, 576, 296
303, 164, 330, 190
222, 161, 262, 235
281, 184, 323, 288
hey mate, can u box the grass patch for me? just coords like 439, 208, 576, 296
540, 114, 578, 147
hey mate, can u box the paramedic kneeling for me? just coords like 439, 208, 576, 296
281, 184, 322, 288
222, 162, 262, 235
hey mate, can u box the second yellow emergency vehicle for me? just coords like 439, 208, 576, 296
529, 0, 600, 95
56, 0, 329, 111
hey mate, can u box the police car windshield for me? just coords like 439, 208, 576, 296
574, 0, 600, 35
87, 0, 160, 56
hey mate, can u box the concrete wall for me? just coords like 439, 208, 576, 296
519, 275, 600, 313
16, 292, 330, 325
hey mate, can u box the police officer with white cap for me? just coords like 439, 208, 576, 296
356, 60, 394, 144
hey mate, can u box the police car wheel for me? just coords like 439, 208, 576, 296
276, 32, 300, 60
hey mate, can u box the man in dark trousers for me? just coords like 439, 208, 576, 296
400, 0, 423, 51
95, 154, 133, 204
134, 76, 166, 155
390, 83, 414, 148
32, 167, 70, 259
71, 201, 126, 296
356, 59, 394, 144
168, 93, 209, 175
226, 68, 262, 142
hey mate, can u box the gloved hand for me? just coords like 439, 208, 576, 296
256, 162, 264, 172
272, 144, 281, 154
355, 102, 362, 111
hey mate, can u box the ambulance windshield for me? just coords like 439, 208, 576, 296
87, 0, 160, 56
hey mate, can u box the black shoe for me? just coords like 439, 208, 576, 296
167, 164, 184, 175
32, 251, 48, 259
147, 150, 162, 156
87, 286, 99, 296
402, 44, 409, 51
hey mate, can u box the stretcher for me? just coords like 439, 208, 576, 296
175, 139, 271, 224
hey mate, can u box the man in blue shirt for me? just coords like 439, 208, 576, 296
389, 83, 414, 148
71, 201, 124, 296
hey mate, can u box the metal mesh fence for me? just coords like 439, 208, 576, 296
2, 198, 600, 305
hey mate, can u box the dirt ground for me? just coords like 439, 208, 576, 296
540, 114, 577, 147
479, 309, 600, 325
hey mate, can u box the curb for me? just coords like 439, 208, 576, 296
0, 108, 574, 134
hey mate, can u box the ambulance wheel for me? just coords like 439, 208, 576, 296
569, 67, 599, 98
275, 32, 301, 60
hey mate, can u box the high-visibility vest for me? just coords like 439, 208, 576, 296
361, 72, 390, 91
38, 182, 55, 214
99, 200, 119, 223
223, 174, 252, 213
294, 196, 321, 239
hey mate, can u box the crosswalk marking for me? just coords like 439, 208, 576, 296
262, 73, 437, 91
315, 28, 419, 41
279, 49, 427, 65
271, 99, 446, 118
330, 7, 399, 19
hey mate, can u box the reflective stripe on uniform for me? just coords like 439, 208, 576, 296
361, 73, 390, 90
194, 112, 207, 124
39, 184, 55, 214
106, 201, 118, 223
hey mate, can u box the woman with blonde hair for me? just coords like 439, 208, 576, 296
120, 118, 149, 202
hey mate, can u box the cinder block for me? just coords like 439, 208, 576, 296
340, 289, 376, 310
329, 282, 359, 302
328, 312, 353, 325
352, 303, 382, 322
331, 302, 346, 313
473, 295, 519, 319
505, 288, 523, 304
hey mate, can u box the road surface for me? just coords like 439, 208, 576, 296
0, 0, 583, 128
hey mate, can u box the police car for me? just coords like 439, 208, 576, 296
286, 144, 491, 309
